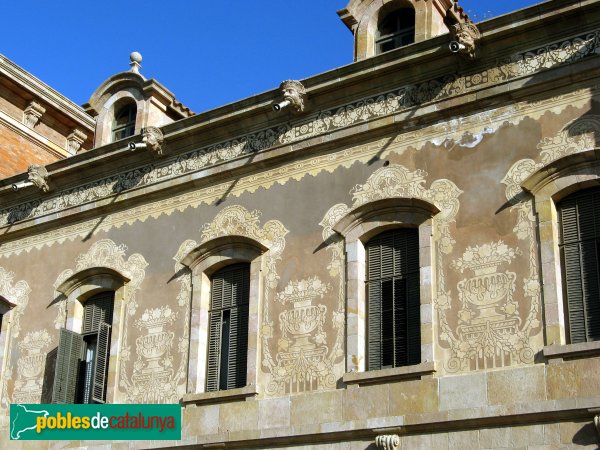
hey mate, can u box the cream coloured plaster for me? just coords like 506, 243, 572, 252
503, 115, 600, 347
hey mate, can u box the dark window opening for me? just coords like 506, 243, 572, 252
376, 8, 416, 54
559, 186, 600, 343
206, 263, 250, 391
52, 292, 114, 404
367, 228, 420, 370
112, 103, 136, 142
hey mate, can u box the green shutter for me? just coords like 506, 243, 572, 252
52, 328, 84, 404
560, 188, 600, 343
206, 310, 222, 392
83, 292, 114, 334
92, 321, 111, 403
206, 264, 250, 391
367, 277, 382, 370
228, 303, 249, 389
367, 229, 420, 370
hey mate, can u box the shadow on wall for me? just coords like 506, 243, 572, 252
572, 421, 599, 447
40, 347, 56, 403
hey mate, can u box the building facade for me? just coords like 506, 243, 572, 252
1, 0, 600, 448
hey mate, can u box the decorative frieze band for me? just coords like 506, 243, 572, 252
1, 29, 599, 228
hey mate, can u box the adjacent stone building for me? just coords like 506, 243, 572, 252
1, 0, 600, 448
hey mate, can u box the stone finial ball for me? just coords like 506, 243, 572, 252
130, 52, 143, 63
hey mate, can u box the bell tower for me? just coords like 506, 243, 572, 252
338, 0, 470, 61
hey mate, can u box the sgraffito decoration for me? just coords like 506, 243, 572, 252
495, 114, 600, 369
12, 330, 52, 403
267, 276, 337, 395
181, 206, 291, 395
51, 239, 152, 402
448, 241, 534, 371
131, 306, 178, 403
0, 268, 31, 406
1, 30, 599, 231
319, 165, 463, 371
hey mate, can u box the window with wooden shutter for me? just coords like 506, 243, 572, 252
52, 292, 114, 404
206, 264, 250, 391
559, 187, 600, 343
52, 328, 84, 404
366, 228, 420, 370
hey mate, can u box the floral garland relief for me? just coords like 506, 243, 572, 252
0, 268, 32, 406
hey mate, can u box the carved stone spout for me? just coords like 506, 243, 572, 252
450, 22, 481, 59
273, 80, 307, 113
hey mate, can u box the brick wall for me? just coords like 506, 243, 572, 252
0, 122, 60, 179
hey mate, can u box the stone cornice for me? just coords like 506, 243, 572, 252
0, 26, 599, 237
0, 54, 94, 130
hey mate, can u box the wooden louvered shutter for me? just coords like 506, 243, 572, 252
206, 310, 222, 392
52, 328, 84, 404
560, 187, 600, 343
83, 293, 114, 334
206, 264, 250, 391
367, 229, 420, 370
228, 298, 249, 390
92, 322, 111, 403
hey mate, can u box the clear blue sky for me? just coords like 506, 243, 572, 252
1, 0, 542, 114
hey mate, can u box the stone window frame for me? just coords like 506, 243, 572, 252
55, 267, 129, 404
95, 90, 144, 147
352, 0, 437, 60
180, 236, 265, 404
332, 198, 438, 385
520, 148, 600, 359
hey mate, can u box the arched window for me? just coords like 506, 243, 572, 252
366, 228, 420, 370
111, 103, 136, 142
206, 263, 250, 391
558, 186, 600, 343
376, 8, 415, 54
53, 291, 114, 404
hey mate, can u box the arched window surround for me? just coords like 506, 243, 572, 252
93, 89, 144, 148
179, 236, 266, 400
54, 267, 128, 403
332, 198, 438, 383
351, 0, 441, 61
521, 148, 600, 354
